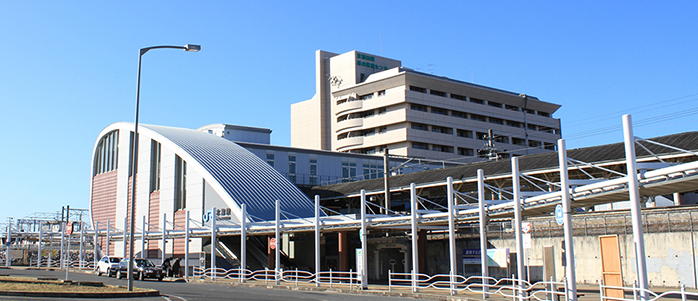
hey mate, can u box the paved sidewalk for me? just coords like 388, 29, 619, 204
189, 277, 698, 301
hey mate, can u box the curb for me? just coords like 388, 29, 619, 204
190, 279, 484, 301
0, 290, 160, 298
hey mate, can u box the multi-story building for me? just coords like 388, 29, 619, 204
197, 123, 457, 187
291, 50, 562, 160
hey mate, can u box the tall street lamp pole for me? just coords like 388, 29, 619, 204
128, 44, 200, 291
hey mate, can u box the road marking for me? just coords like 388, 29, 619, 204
161, 294, 189, 301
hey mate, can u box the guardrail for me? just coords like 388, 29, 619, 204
30, 258, 96, 270
193, 267, 361, 288
389, 270, 565, 300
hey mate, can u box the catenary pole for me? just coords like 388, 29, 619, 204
512, 157, 524, 301
275, 200, 281, 285
558, 139, 577, 301
240, 204, 246, 283
478, 169, 489, 298
314, 195, 321, 287
38, 221, 43, 268
447, 177, 457, 295
410, 183, 419, 292
184, 210, 190, 280
360, 189, 368, 289
623, 114, 649, 300
211, 207, 216, 281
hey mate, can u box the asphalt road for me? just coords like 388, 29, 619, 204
1, 268, 416, 301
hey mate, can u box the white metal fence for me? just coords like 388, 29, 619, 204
599, 279, 698, 301
192, 267, 361, 288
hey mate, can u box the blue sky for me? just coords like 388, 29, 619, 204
1, 1, 697, 224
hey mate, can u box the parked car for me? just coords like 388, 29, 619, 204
96, 256, 122, 277
116, 258, 164, 281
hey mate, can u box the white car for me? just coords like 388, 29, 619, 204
96, 256, 122, 277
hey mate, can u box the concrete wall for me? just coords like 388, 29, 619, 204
486, 231, 698, 288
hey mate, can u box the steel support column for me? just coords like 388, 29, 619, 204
240, 204, 247, 283
314, 195, 321, 287
478, 169, 489, 298
623, 114, 648, 300
512, 157, 524, 301
410, 183, 419, 293
447, 177, 457, 295
558, 139, 577, 301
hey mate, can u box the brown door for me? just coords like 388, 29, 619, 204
599, 235, 624, 299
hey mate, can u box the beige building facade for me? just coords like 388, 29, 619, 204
291, 50, 562, 160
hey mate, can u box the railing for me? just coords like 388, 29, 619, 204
30, 258, 96, 270
599, 279, 698, 301
389, 270, 565, 300
193, 267, 361, 288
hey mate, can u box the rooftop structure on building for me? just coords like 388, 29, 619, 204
291, 50, 562, 161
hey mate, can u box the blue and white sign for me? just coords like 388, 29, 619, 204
555, 204, 564, 225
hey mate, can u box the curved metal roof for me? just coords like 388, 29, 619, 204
143, 124, 315, 221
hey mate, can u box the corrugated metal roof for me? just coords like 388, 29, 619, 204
308, 131, 698, 198
144, 125, 315, 221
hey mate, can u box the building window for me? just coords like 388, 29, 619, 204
544, 142, 556, 151
471, 114, 486, 122
409, 86, 427, 93
378, 107, 387, 114
506, 120, 521, 128
505, 105, 519, 111
458, 148, 474, 156
529, 140, 542, 148
451, 110, 467, 119
288, 154, 297, 183
412, 142, 429, 150
487, 101, 502, 108
341, 159, 357, 183
525, 109, 536, 114
411, 123, 428, 131
470, 98, 485, 105
451, 94, 467, 101
93, 130, 119, 176
489, 117, 504, 125
431, 107, 448, 115
266, 152, 275, 167
430, 90, 447, 97
378, 90, 386, 96
410, 104, 427, 112
457, 129, 473, 138
476, 132, 488, 140
512, 137, 526, 146
309, 156, 318, 186
150, 140, 161, 193
174, 155, 186, 211
432, 144, 453, 153
362, 160, 382, 180
432, 125, 453, 134
359, 93, 373, 100
538, 111, 551, 117
495, 135, 509, 144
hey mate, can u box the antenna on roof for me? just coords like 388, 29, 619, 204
380, 31, 382, 56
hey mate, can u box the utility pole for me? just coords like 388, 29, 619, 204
479, 129, 500, 161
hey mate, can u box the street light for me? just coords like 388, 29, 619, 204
128, 44, 200, 291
